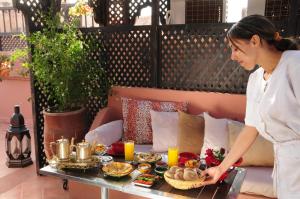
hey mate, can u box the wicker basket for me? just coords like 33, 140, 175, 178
164, 172, 205, 190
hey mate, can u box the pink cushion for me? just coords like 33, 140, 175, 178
121, 97, 187, 144
150, 110, 179, 152
89, 107, 121, 131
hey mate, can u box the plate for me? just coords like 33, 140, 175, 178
102, 162, 133, 177
133, 174, 159, 187
135, 152, 162, 164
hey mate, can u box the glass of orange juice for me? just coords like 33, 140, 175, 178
168, 146, 178, 167
124, 140, 135, 162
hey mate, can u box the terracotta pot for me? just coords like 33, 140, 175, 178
43, 107, 87, 160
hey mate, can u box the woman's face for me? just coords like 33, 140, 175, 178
228, 38, 258, 71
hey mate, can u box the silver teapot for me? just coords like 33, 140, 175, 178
50, 136, 73, 160
71, 139, 93, 161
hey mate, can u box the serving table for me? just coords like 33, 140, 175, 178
40, 160, 246, 199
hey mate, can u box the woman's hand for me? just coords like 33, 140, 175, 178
201, 166, 224, 185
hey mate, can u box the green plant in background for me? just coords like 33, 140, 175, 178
11, 2, 110, 112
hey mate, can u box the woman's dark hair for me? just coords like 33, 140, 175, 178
227, 14, 299, 51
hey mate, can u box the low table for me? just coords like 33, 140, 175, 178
40, 162, 246, 199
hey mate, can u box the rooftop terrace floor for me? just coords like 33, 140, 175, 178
0, 121, 70, 199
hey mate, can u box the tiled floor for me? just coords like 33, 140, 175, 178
0, 121, 70, 199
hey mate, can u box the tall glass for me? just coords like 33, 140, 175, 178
168, 146, 178, 167
124, 140, 135, 162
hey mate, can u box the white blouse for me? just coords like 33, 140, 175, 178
245, 50, 300, 142
244, 50, 300, 199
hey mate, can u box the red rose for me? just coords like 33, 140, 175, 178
205, 148, 213, 156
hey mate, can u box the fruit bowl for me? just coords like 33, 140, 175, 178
178, 152, 199, 166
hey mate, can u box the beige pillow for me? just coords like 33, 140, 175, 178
177, 111, 205, 153
228, 121, 274, 167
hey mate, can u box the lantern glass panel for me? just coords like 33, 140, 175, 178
11, 136, 21, 159
22, 135, 30, 157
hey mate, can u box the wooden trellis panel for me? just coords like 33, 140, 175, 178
158, 23, 249, 93
0, 35, 27, 51
99, 26, 153, 87
103, 0, 170, 25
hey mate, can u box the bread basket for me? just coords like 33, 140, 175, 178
164, 172, 205, 190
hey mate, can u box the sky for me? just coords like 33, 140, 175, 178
227, 0, 248, 22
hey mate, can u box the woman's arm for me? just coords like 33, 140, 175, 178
202, 125, 259, 185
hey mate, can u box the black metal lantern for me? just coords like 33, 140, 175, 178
5, 105, 33, 168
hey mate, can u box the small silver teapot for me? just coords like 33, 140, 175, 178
71, 139, 93, 161
50, 136, 72, 160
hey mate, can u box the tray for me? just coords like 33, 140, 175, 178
48, 155, 100, 170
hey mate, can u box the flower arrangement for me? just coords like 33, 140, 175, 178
205, 148, 242, 182
69, 0, 93, 16
0, 54, 11, 81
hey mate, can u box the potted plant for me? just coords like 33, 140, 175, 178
11, 1, 110, 159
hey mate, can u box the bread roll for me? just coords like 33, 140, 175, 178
175, 168, 184, 174
169, 166, 180, 173
183, 168, 198, 181
174, 170, 184, 180
165, 170, 175, 179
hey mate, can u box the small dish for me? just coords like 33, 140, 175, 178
94, 144, 107, 155
137, 163, 151, 174
155, 161, 168, 168
154, 166, 168, 176
99, 155, 113, 165
106, 147, 124, 156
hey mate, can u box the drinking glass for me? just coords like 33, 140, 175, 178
168, 146, 178, 167
124, 140, 135, 162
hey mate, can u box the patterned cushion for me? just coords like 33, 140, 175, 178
121, 97, 187, 144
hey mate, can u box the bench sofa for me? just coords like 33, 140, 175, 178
68, 86, 275, 199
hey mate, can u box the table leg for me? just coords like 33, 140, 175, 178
101, 187, 109, 199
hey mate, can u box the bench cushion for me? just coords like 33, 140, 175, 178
241, 167, 276, 198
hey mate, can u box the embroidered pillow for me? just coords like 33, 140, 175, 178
122, 97, 187, 144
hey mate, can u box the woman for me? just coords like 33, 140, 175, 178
201, 15, 300, 199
